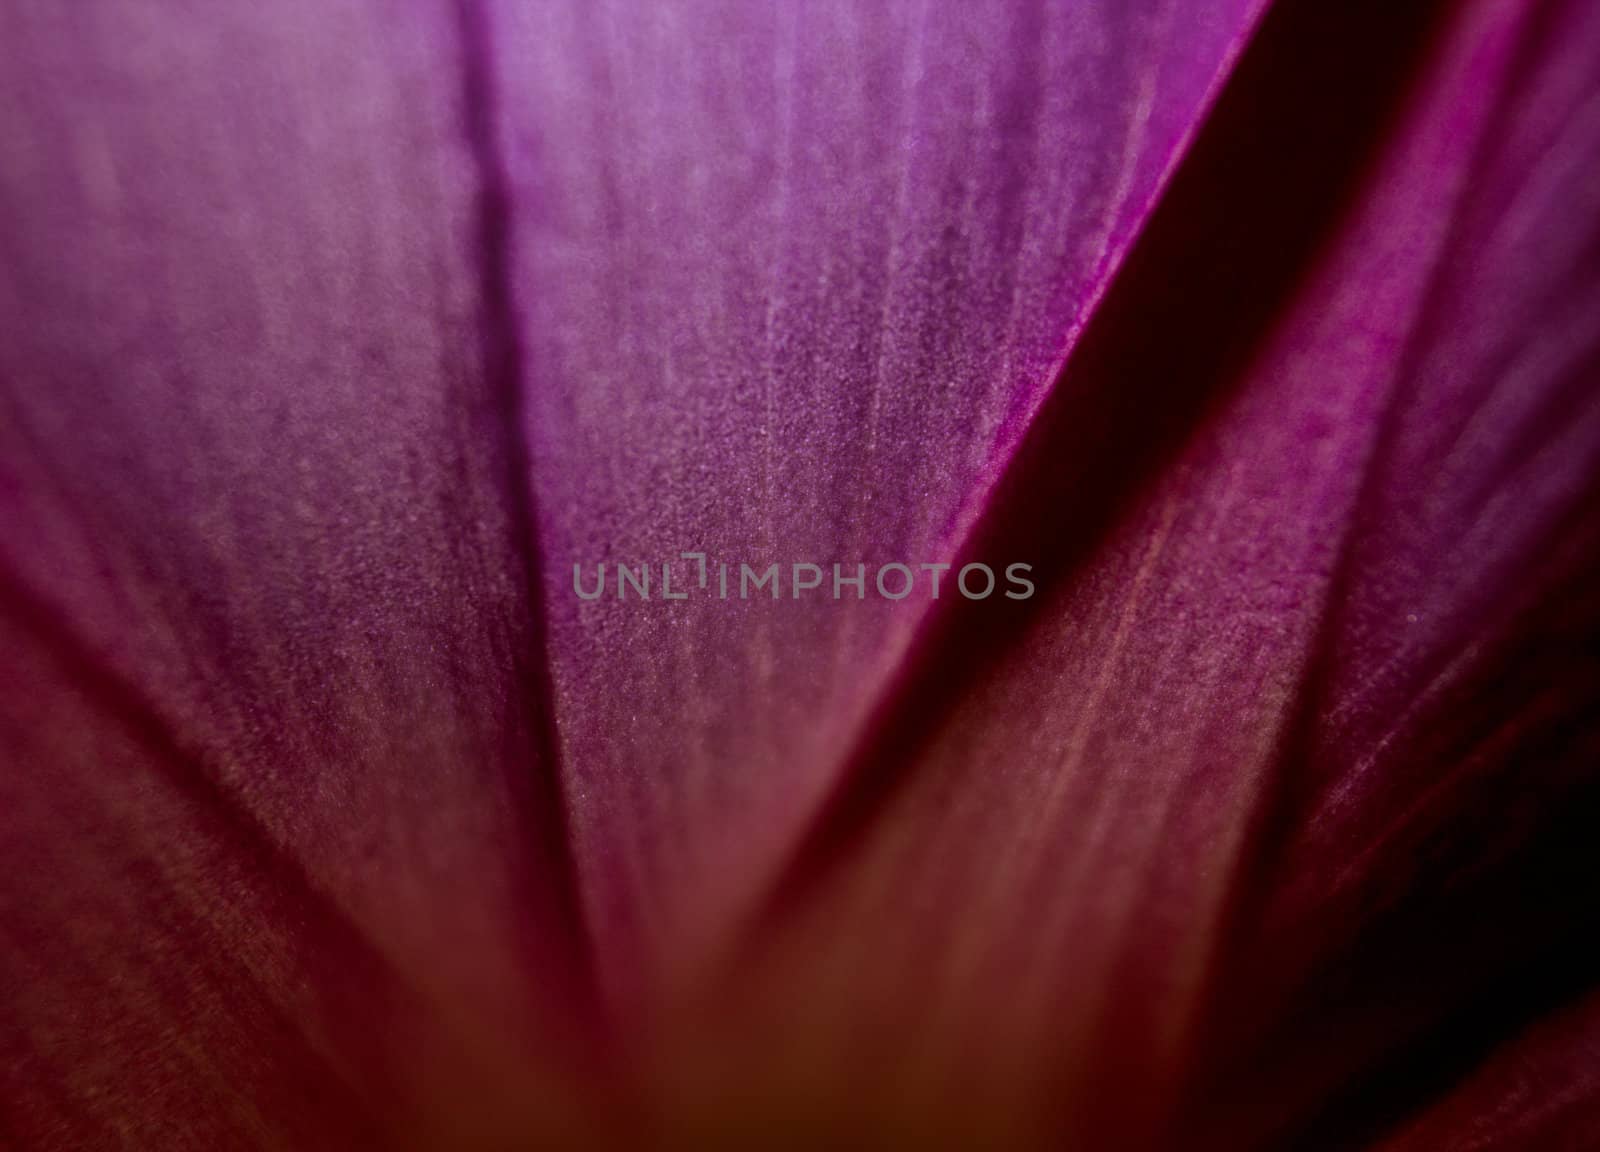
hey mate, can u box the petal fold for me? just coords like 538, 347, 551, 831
1, 1, 595, 1141
485, 0, 1267, 1005
658, 0, 1600, 1145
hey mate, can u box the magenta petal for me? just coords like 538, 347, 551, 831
483, 0, 1267, 1004
1192, 0, 1600, 1140
1, 3, 593, 1143
667, 0, 1600, 1145
5, 0, 1598, 1145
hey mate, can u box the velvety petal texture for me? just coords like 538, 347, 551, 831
647, 0, 1600, 1146
488, 0, 1266, 1004
1, 0, 1597, 1148
0, 2, 593, 1145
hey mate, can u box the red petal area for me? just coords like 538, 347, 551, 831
1370, 986, 1600, 1151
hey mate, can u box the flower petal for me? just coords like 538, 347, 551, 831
1, 1, 594, 1141
1368, 984, 1600, 1151
659, 0, 1600, 1144
484, 0, 1267, 1004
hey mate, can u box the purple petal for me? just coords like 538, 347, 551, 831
1, 2, 593, 1142
5, 0, 1597, 1145
487, 0, 1265, 1004
659, 0, 1600, 1144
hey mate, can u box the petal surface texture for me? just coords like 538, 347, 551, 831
655, 0, 1600, 1146
487, 0, 1266, 1004
0, 2, 594, 1145
3, 0, 1599, 1148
